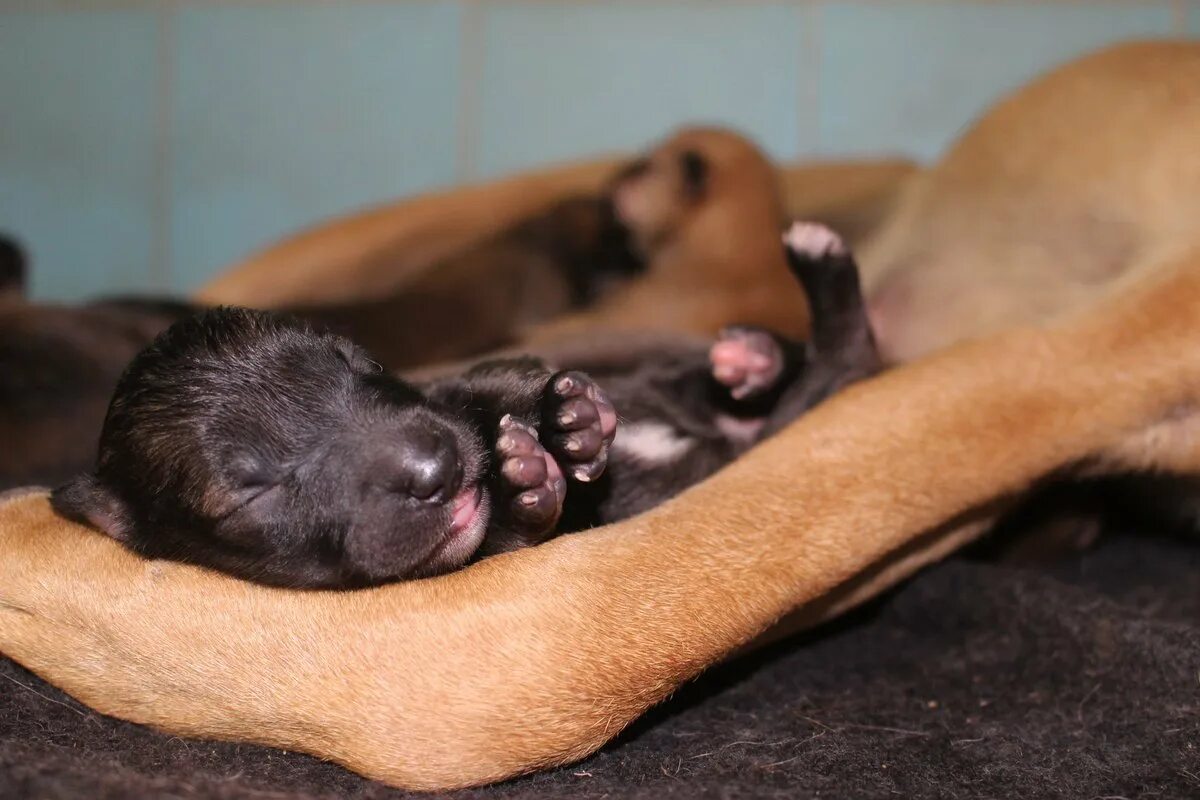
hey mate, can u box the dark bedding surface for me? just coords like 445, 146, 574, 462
2, 530, 1197, 800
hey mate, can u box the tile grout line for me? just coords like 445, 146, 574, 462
799, 1, 822, 157
150, 1, 176, 293
455, 0, 484, 183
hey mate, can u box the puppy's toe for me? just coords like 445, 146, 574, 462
509, 483, 562, 530
496, 415, 566, 534
496, 415, 542, 463
500, 453, 548, 488
711, 327, 786, 400
553, 396, 599, 431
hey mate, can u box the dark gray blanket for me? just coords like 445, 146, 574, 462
2, 530, 1197, 799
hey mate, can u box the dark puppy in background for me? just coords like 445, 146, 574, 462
53, 223, 880, 587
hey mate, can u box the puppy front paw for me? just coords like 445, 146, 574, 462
710, 326, 788, 401
541, 371, 617, 483
495, 414, 566, 538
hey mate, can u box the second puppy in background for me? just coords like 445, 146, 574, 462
523, 127, 811, 344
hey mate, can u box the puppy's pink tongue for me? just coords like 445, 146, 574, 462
450, 486, 481, 532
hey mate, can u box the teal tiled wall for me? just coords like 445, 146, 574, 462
476, 2, 808, 175
0, 9, 162, 300
817, 2, 1176, 159
0, 1, 1191, 300
169, 3, 463, 292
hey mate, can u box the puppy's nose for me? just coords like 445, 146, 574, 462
389, 428, 460, 503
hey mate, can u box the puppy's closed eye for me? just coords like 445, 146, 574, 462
219, 456, 286, 511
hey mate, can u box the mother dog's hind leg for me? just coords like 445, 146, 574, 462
3, 250, 1200, 791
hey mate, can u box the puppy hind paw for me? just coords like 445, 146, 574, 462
783, 220, 847, 260
710, 326, 787, 401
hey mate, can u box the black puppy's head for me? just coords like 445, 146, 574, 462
52, 307, 490, 588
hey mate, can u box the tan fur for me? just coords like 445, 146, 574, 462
863, 40, 1200, 363
5, 257, 1200, 789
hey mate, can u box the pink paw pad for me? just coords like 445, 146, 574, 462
710, 328, 785, 400
783, 221, 846, 259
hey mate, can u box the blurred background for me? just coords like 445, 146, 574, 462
1, 0, 1194, 302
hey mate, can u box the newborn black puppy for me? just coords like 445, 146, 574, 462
53, 223, 878, 587
52, 312, 617, 587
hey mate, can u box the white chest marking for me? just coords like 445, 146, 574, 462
612, 421, 695, 466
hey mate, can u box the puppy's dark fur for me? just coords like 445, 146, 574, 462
53, 225, 880, 587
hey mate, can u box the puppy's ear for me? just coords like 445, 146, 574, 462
679, 149, 709, 200
50, 474, 132, 542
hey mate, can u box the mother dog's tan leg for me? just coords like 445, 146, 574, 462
2, 252, 1200, 791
